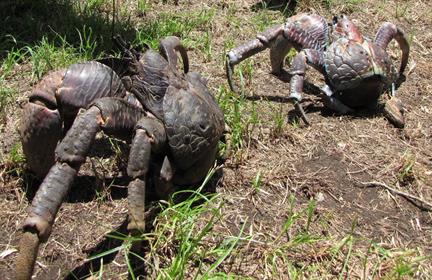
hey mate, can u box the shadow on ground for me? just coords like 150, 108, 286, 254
251, 0, 298, 16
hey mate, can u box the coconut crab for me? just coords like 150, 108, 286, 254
226, 13, 410, 127
15, 36, 224, 279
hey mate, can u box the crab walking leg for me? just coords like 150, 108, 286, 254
226, 25, 285, 92
16, 98, 145, 280
16, 108, 100, 280
125, 118, 166, 274
320, 85, 354, 114
374, 22, 410, 75
127, 118, 166, 233
289, 49, 325, 125
159, 36, 190, 73
20, 62, 126, 178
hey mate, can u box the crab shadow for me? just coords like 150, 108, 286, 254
244, 71, 406, 123
251, 0, 298, 16
63, 167, 223, 279
0, 0, 135, 60
20, 137, 132, 203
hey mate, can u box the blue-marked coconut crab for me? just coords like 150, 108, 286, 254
226, 13, 410, 127
15, 36, 224, 279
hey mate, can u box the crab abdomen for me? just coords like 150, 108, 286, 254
163, 76, 224, 184
324, 38, 393, 107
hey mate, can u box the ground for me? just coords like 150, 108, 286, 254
0, 0, 431, 279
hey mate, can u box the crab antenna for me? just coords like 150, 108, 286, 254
113, 35, 140, 62
374, 23, 410, 76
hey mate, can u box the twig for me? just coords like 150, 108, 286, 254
355, 181, 432, 211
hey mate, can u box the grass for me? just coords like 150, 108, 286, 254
81, 184, 432, 279
134, 8, 215, 51
217, 85, 261, 158
81, 167, 246, 279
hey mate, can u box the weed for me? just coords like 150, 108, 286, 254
217, 85, 251, 155
200, 30, 213, 62
25, 28, 97, 80
134, 8, 215, 51
84, 0, 108, 11
252, 170, 263, 193
272, 104, 285, 136
1, 142, 25, 177
395, 1, 409, 18
0, 87, 17, 120
145, 168, 243, 278
8, 142, 25, 165
137, 0, 151, 16
250, 9, 283, 33
397, 152, 415, 185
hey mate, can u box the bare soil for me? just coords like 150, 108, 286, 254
1, 0, 431, 279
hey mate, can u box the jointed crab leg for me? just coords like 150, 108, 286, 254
16, 99, 145, 280
127, 118, 166, 233
226, 38, 267, 93
374, 22, 410, 75
226, 14, 328, 93
289, 49, 326, 125
159, 36, 190, 74
226, 25, 285, 92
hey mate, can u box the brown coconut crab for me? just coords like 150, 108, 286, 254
226, 13, 410, 127
15, 36, 224, 279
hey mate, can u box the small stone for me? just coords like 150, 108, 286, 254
316, 192, 325, 202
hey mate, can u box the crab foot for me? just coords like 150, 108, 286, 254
384, 97, 405, 128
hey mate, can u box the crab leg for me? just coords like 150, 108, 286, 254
127, 118, 166, 233
289, 49, 325, 125
226, 24, 284, 92
19, 62, 126, 178
226, 14, 328, 93
16, 98, 144, 280
374, 22, 410, 75
159, 36, 190, 73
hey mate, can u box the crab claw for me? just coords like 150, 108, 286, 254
384, 96, 404, 128
19, 102, 62, 178
19, 70, 64, 178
